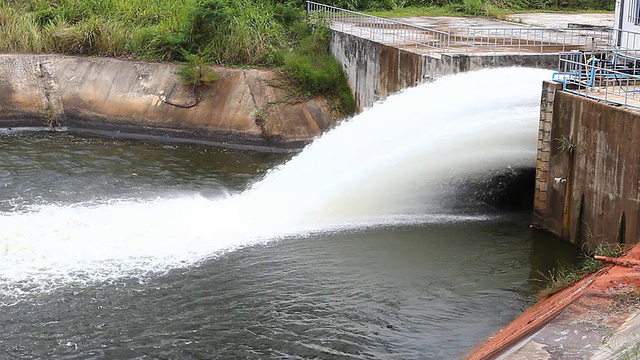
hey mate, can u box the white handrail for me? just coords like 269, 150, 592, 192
307, 1, 614, 55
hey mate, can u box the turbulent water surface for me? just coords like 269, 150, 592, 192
0, 68, 579, 359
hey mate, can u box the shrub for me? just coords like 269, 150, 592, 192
177, 52, 219, 89
274, 2, 305, 26
283, 24, 355, 113
463, 0, 484, 15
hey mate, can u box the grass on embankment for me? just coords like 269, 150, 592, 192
0, 0, 355, 114
537, 243, 624, 298
0, 0, 288, 63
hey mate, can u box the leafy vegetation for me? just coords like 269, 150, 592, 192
0, 0, 613, 61
557, 134, 578, 154
1, 0, 298, 64
177, 52, 219, 89
282, 24, 355, 113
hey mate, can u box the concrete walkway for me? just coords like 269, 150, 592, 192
506, 12, 614, 28
396, 13, 614, 31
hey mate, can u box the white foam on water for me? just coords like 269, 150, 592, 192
0, 67, 552, 300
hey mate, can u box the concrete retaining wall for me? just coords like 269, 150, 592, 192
331, 29, 559, 109
425, 53, 560, 78
533, 87, 640, 248
533, 81, 561, 230
330, 31, 423, 110
0, 55, 337, 151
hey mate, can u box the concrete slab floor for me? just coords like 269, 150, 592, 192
389, 16, 521, 31
506, 13, 614, 28
390, 13, 614, 31
330, 13, 614, 56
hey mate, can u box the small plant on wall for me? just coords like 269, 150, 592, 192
556, 135, 577, 155
42, 103, 57, 129
176, 52, 219, 92
163, 51, 219, 108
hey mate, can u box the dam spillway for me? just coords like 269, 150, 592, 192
0, 68, 573, 359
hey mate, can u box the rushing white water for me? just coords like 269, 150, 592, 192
0, 67, 551, 299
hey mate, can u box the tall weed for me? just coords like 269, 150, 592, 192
0, 3, 46, 53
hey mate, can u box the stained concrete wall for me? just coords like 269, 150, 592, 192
330, 31, 423, 110
424, 53, 560, 78
330, 29, 559, 109
0, 55, 336, 151
533, 81, 561, 229
533, 87, 640, 248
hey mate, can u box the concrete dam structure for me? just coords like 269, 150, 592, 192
330, 30, 562, 110
315, 4, 638, 249
312, 2, 612, 109
534, 80, 640, 248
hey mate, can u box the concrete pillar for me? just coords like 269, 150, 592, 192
533, 80, 561, 227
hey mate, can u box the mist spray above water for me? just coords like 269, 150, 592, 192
0, 67, 552, 299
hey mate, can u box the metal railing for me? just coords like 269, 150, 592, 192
550, 28, 640, 109
306, 1, 450, 54
554, 51, 640, 109
448, 26, 611, 54
611, 28, 640, 51
306, 1, 640, 108
306, 1, 613, 55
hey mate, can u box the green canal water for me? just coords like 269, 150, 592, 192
0, 68, 580, 359
0, 132, 578, 359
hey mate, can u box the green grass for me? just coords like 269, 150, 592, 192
2, 0, 293, 64
0, 0, 614, 59
537, 263, 586, 298
537, 243, 624, 298
282, 25, 356, 113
